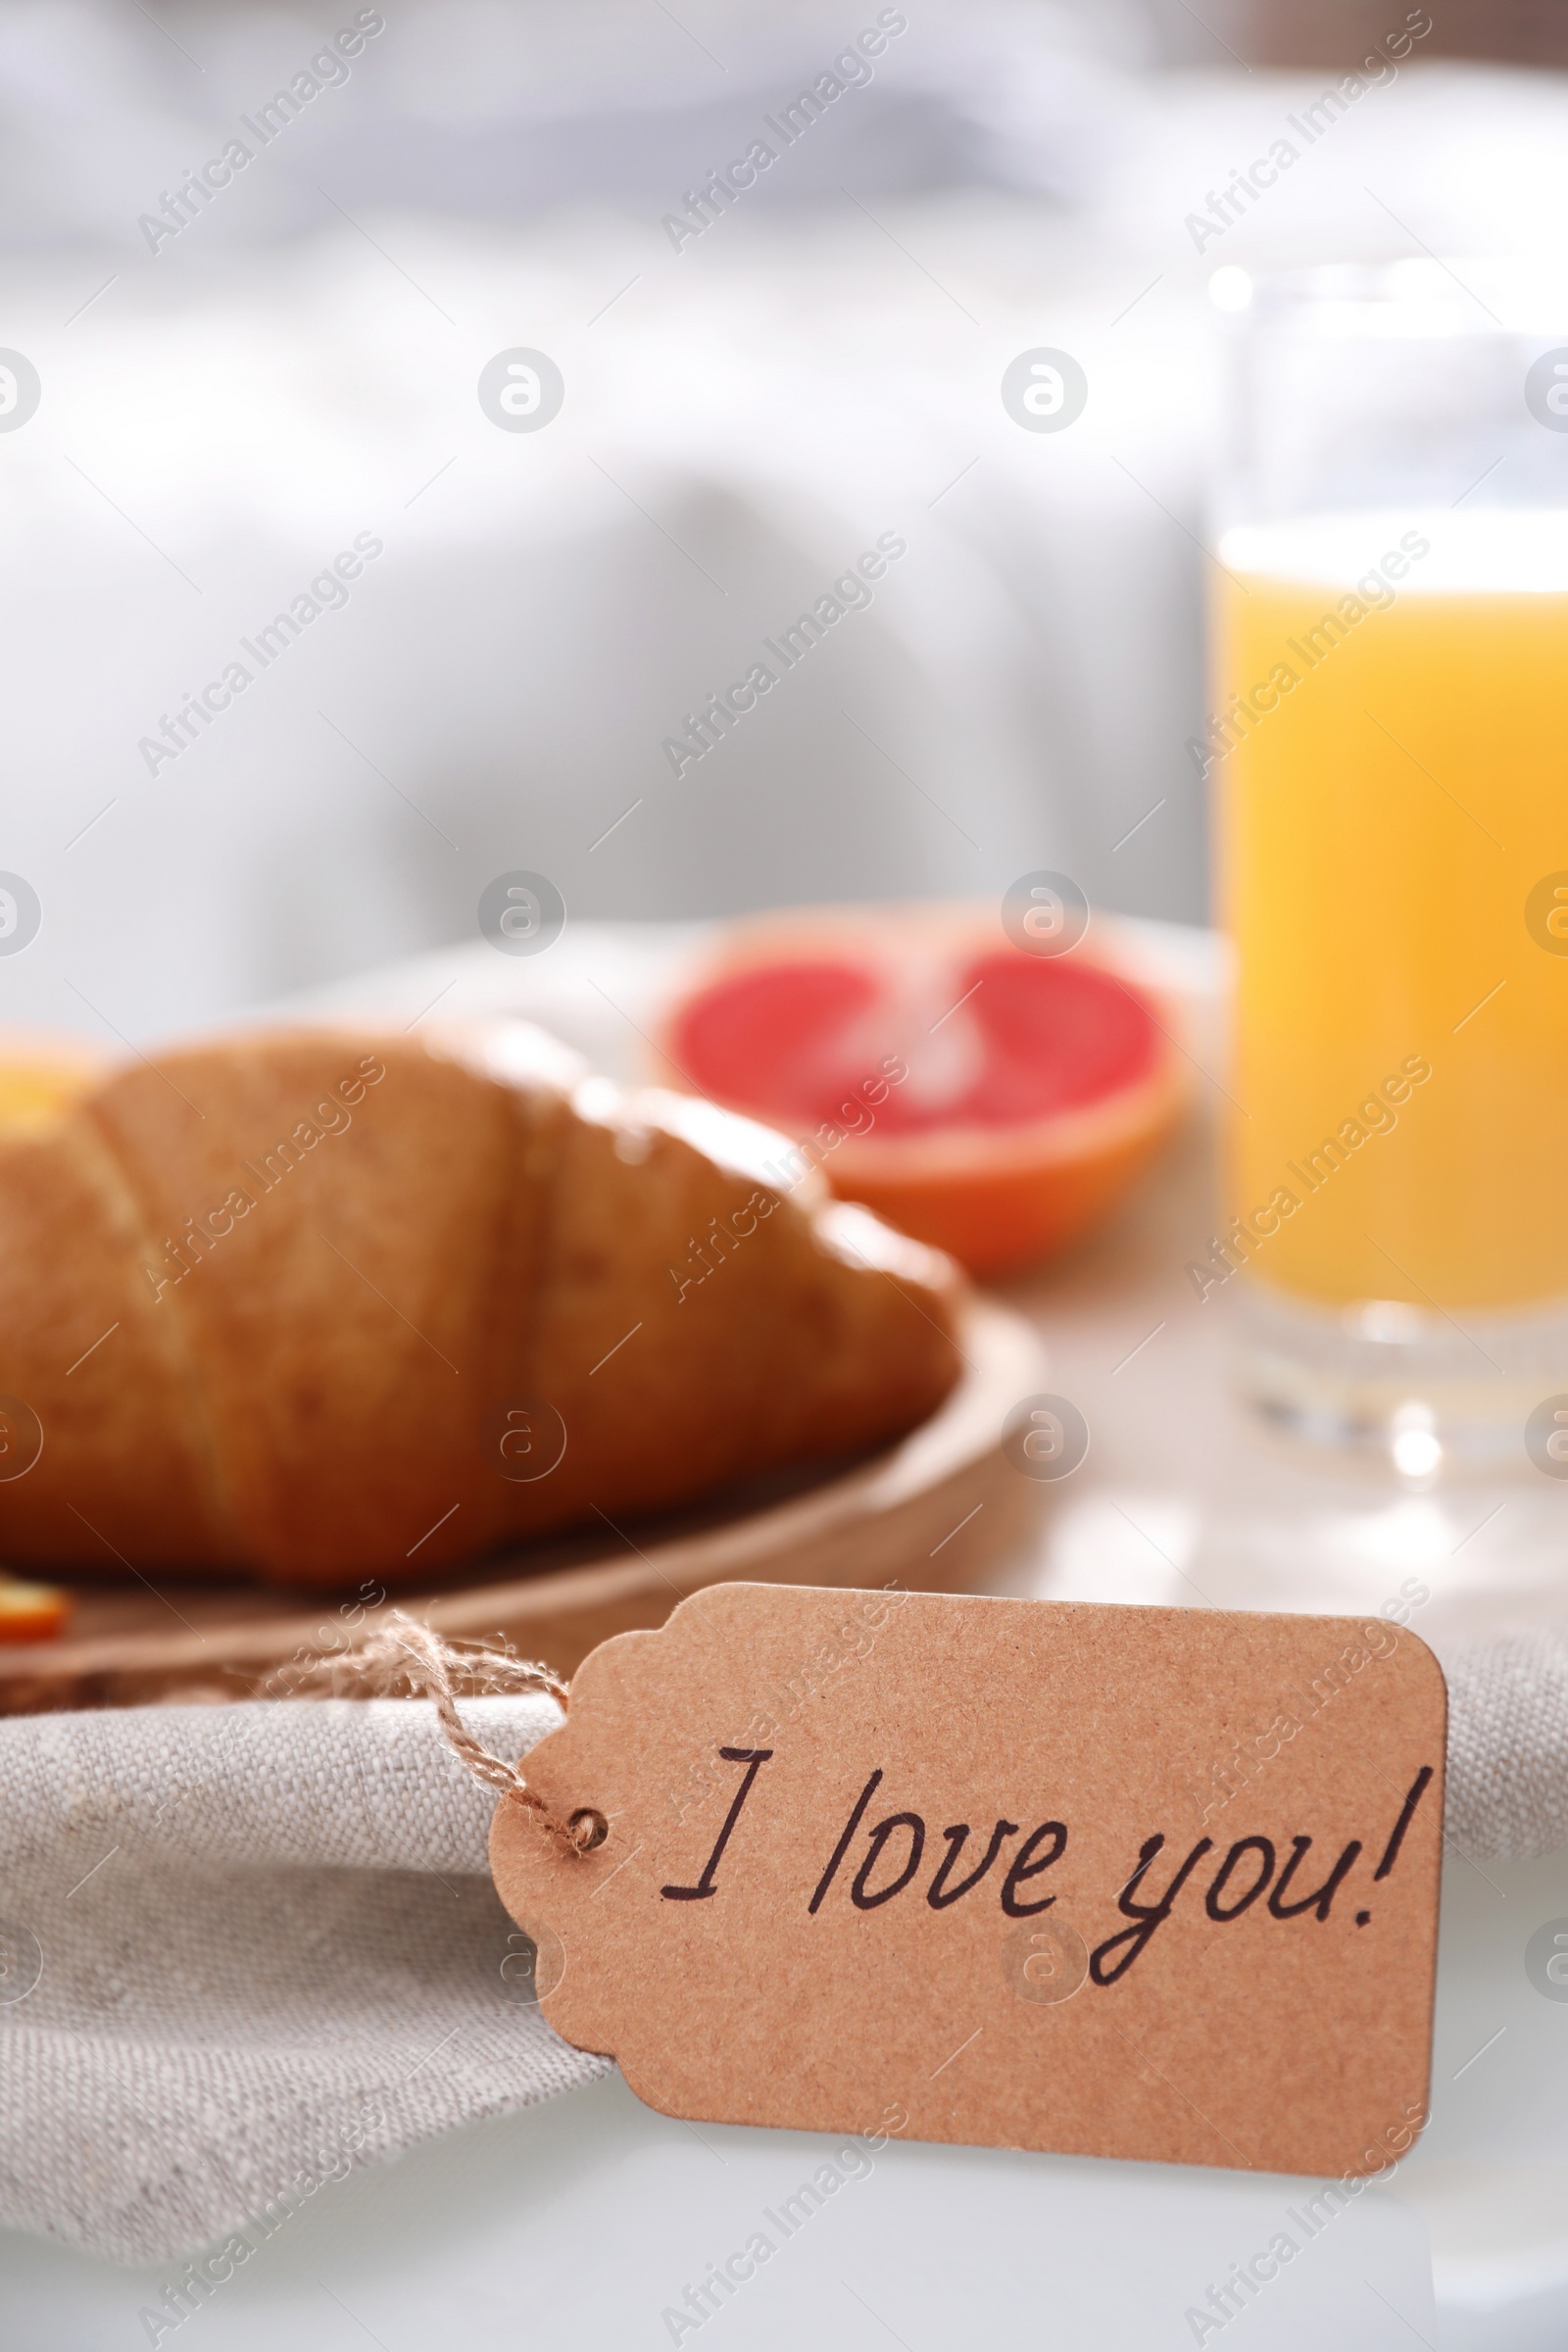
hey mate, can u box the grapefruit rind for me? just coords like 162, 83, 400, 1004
0, 1574, 72, 1643
0, 1029, 113, 1135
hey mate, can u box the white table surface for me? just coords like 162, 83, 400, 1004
5, 915, 1567, 2349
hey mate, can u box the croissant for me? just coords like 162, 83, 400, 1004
0, 1022, 962, 1591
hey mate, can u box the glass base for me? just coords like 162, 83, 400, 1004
1231, 1278, 1568, 1471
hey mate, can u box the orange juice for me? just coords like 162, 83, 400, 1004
1212, 508, 1568, 1311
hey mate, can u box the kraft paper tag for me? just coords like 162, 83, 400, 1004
489, 1584, 1445, 2178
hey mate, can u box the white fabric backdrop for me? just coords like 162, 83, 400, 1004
0, 1, 1566, 1038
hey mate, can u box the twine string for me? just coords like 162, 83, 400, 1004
277, 1610, 595, 1853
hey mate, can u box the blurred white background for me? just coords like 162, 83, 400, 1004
4, 0, 1568, 1036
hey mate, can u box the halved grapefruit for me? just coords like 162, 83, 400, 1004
656, 906, 1183, 1277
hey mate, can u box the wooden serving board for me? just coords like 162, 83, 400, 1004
0, 1300, 1046, 1715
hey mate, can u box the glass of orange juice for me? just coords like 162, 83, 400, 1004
1207, 262, 1568, 1465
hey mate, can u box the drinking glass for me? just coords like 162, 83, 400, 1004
1207, 260, 1568, 1466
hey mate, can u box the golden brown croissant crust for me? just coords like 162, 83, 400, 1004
0, 1022, 963, 1590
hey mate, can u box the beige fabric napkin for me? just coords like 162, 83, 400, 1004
0, 1696, 605, 2268
2, 1623, 1566, 2268
1442, 1621, 1568, 1860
